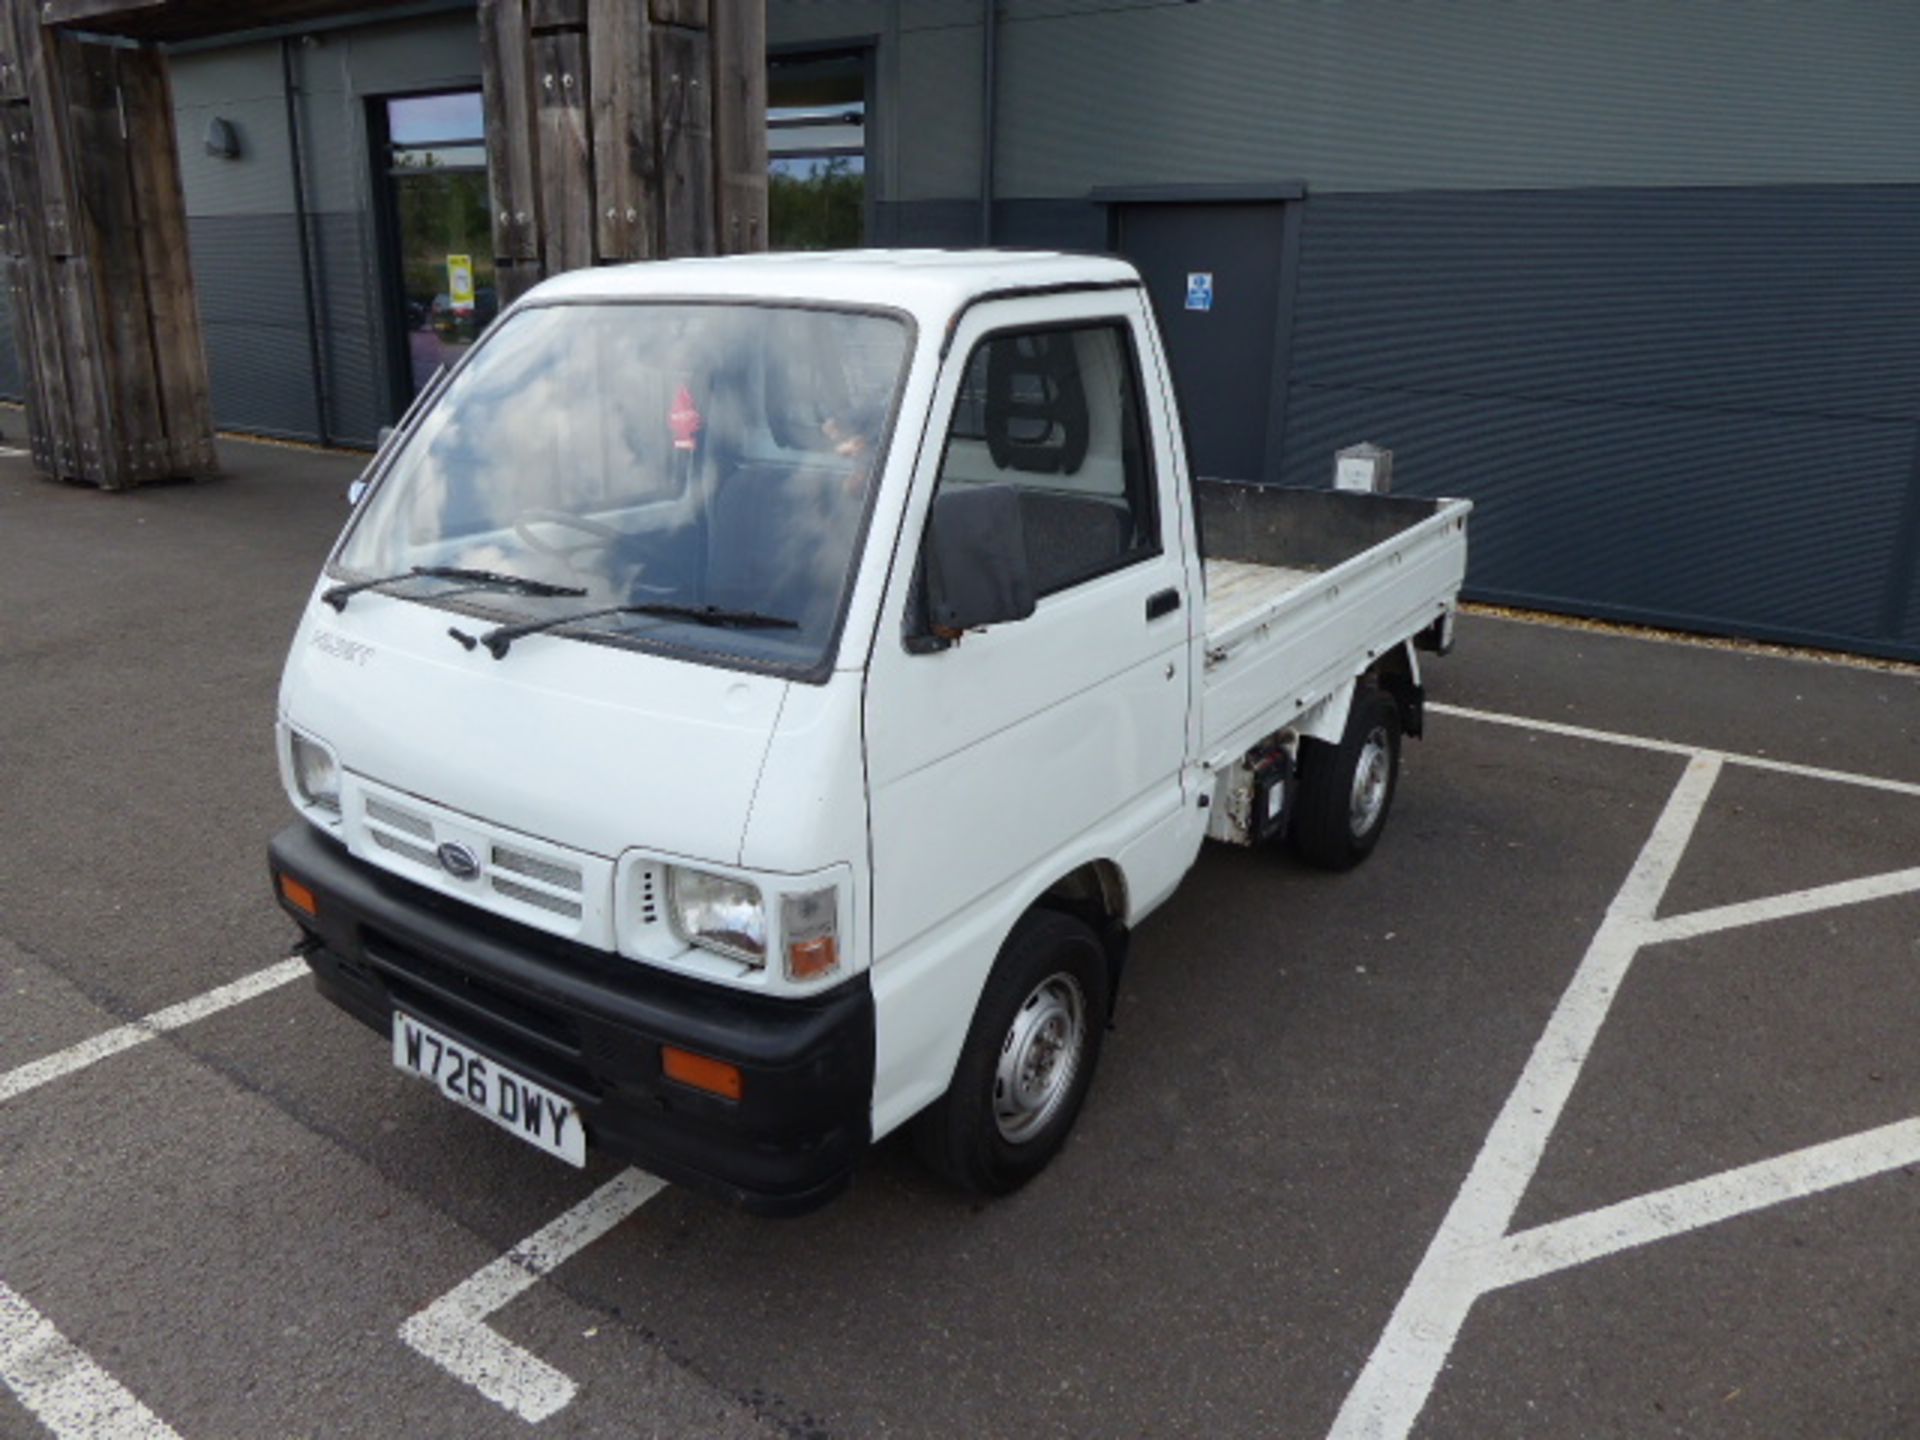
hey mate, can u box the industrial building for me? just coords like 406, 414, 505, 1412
3, 1, 1916, 661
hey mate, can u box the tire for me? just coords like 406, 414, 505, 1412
1291, 685, 1402, 871
913, 908, 1110, 1197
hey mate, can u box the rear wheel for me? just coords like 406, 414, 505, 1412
1291, 685, 1402, 870
913, 909, 1109, 1196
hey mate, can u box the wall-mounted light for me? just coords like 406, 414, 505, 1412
204, 116, 241, 160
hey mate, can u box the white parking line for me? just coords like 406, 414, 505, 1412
1430, 701, 1920, 798
1495, 1116, 1920, 1288
0, 1281, 181, 1440
1329, 754, 1725, 1440
1645, 866, 1920, 944
400, 1168, 667, 1423
1332, 703, 1920, 1439
0, 957, 308, 1106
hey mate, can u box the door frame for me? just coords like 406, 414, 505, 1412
368, 85, 489, 423
1091, 181, 1308, 487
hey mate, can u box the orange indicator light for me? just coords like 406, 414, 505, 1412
661, 1046, 743, 1101
278, 873, 318, 918
787, 935, 839, 982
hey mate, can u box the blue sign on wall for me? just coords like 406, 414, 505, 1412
1185, 272, 1214, 311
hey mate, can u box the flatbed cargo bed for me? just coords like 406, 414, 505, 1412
1195, 481, 1471, 762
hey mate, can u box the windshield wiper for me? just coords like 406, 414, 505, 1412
450, 602, 797, 659
322, 566, 586, 612
624, 602, 800, 631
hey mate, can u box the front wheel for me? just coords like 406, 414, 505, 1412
1291, 685, 1403, 871
913, 909, 1109, 1196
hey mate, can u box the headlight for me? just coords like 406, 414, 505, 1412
667, 867, 765, 964
290, 732, 340, 814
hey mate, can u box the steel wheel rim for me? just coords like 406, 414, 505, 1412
993, 971, 1087, 1144
1350, 726, 1392, 838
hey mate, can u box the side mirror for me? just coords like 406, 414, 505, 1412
346, 477, 368, 507
921, 484, 1035, 645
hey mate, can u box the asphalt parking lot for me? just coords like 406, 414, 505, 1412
3, 435, 1918, 1439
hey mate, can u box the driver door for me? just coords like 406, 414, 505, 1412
864, 294, 1194, 968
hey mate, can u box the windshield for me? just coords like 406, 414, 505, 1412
333, 301, 913, 677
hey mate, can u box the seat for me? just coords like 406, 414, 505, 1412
1017, 489, 1130, 594
705, 460, 862, 632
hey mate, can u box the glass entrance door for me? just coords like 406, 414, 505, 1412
377, 91, 496, 407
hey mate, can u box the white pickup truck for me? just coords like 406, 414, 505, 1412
268, 251, 1470, 1213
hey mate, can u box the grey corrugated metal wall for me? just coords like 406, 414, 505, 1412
167, 12, 482, 446
770, 0, 1920, 660
778, 0, 1920, 199
1276, 187, 1920, 657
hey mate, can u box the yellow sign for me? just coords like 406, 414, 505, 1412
447, 254, 475, 313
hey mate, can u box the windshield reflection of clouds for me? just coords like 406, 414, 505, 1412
337, 303, 910, 675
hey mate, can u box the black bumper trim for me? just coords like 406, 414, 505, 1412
269, 821, 873, 1216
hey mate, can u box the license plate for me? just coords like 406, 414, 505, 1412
391, 1012, 585, 1167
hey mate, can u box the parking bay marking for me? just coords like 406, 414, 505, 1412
1431, 700, 1920, 799
0, 957, 308, 1106
0, 1280, 182, 1440
400, 1168, 667, 1423
1333, 715, 1920, 1440
1495, 1115, 1920, 1287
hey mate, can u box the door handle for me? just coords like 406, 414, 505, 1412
1146, 588, 1182, 621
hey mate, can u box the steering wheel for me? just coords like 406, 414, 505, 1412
513, 509, 623, 566
511, 508, 679, 595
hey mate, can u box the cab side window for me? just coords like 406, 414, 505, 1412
936, 322, 1159, 596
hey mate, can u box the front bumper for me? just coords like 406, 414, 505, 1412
268, 822, 873, 1215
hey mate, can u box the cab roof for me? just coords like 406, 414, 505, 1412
523, 249, 1143, 326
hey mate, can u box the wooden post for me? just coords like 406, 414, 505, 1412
0, 10, 216, 488
709, 0, 765, 254
651, 17, 713, 257
479, 0, 765, 291
588, 0, 653, 262
120, 46, 216, 475
534, 24, 593, 273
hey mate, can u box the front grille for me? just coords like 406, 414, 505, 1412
370, 827, 438, 870
355, 784, 597, 938
491, 846, 582, 891
366, 796, 433, 840
491, 874, 584, 919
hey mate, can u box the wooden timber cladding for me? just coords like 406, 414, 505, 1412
0, 4, 216, 488
0, 0, 765, 488
481, 0, 767, 303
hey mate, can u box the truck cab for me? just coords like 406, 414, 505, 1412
269, 251, 1469, 1213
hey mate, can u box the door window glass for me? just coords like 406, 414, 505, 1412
934, 323, 1159, 597
381, 91, 495, 403
387, 91, 484, 146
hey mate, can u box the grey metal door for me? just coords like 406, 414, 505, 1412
1116, 201, 1285, 484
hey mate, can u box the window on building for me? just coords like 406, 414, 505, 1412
768, 51, 866, 250
932, 324, 1160, 597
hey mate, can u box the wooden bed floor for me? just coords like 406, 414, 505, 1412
1202, 557, 1321, 638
